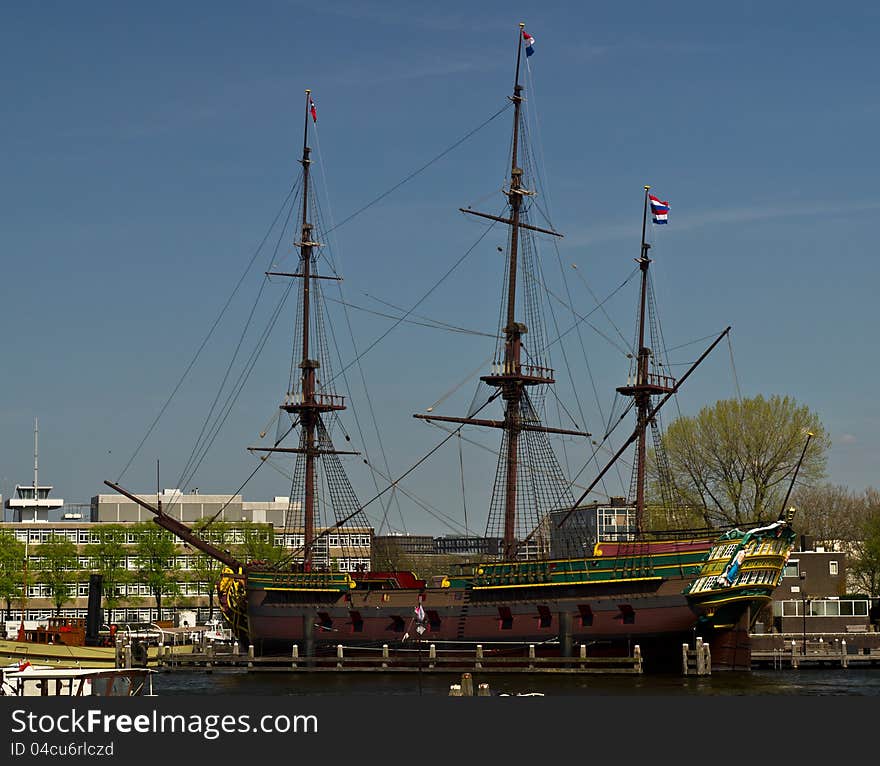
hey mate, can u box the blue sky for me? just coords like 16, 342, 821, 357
2, 1, 878, 533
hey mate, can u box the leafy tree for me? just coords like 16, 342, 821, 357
189, 520, 233, 619
84, 525, 131, 624
38, 534, 79, 615
133, 522, 180, 622
848, 495, 880, 597
235, 523, 284, 567
656, 395, 828, 528
0, 531, 25, 619
790, 483, 870, 545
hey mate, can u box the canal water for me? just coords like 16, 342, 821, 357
152, 667, 880, 696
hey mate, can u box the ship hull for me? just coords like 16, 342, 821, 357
218, 528, 793, 674
240, 576, 756, 672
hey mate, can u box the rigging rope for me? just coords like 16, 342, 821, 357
321, 100, 513, 241
115, 180, 300, 485
274, 389, 503, 566
313, 123, 407, 537
178, 193, 298, 490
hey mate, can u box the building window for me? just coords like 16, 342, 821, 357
783, 559, 799, 578
829, 560, 839, 576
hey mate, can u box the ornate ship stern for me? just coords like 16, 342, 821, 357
683, 513, 797, 670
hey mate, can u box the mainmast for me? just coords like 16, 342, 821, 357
415, 25, 586, 561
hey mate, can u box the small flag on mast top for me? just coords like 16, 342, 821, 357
309, 97, 317, 123
522, 29, 535, 57
649, 194, 669, 224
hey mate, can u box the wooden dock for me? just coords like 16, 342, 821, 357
751, 638, 880, 669
148, 634, 880, 676
155, 641, 644, 675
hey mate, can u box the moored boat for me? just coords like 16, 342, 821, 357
0, 616, 194, 669
1, 661, 155, 697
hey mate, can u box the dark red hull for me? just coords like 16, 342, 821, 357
242, 575, 753, 672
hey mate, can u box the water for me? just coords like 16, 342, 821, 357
152, 667, 880, 696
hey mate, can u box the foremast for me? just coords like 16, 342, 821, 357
554, 189, 731, 536
414, 24, 587, 561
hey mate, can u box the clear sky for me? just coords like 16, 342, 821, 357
2, 1, 878, 534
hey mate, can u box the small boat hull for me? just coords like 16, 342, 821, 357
0, 638, 194, 669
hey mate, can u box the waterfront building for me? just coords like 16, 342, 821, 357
0, 491, 373, 627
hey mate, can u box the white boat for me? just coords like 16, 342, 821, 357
202, 619, 234, 644
1, 661, 155, 697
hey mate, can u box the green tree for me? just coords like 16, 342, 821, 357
38, 534, 79, 615
790, 483, 870, 545
0, 531, 25, 619
84, 525, 131, 624
235, 523, 284, 567
657, 395, 828, 528
133, 522, 180, 622
849, 494, 880, 597
190, 520, 232, 619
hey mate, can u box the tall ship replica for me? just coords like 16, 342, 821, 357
107, 25, 799, 672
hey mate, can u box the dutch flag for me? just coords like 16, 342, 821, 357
649, 194, 669, 224
523, 29, 535, 57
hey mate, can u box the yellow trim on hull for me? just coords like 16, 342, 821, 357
251, 586, 345, 593
692, 593, 773, 609
473, 575, 664, 590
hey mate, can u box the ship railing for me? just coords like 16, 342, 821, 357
646, 372, 676, 389
283, 392, 346, 408
487, 362, 555, 379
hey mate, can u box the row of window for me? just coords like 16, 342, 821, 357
272, 534, 371, 548
776, 599, 871, 617
26, 581, 217, 598
782, 559, 839, 578
10, 529, 373, 547
3, 609, 161, 623
19, 556, 373, 586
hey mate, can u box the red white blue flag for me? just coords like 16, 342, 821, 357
309, 97, 317, 123
523, 29, 535, 57
649, 194, 669, 224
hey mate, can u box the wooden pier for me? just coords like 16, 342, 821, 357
147, 633, 880, 677
751, 638, 880, 669
154, 641, 644, 675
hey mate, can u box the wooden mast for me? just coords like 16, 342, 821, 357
298, 89, 318, 570
414, 24, 586, 561
617, 186, 676, 535
249, 90, 349, 571
552, 191, 731, 534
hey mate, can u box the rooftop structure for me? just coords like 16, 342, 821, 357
5, 419, 63, 522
